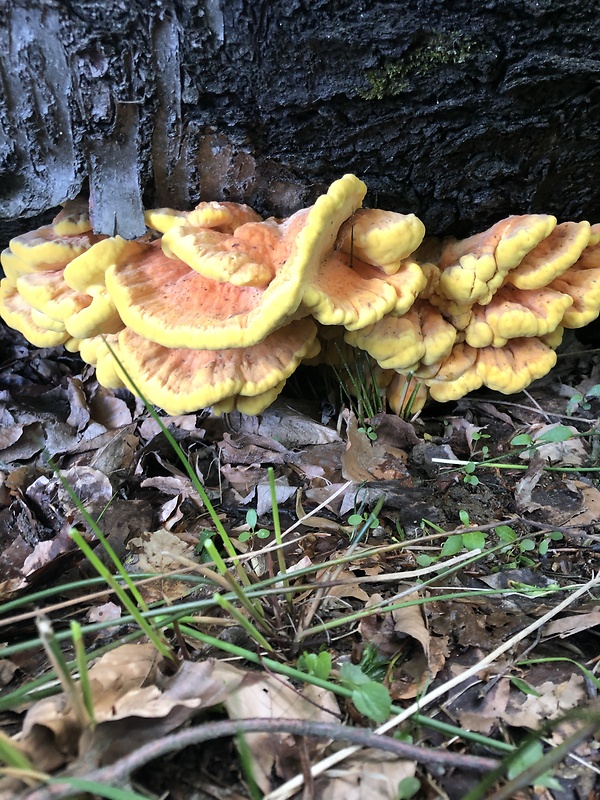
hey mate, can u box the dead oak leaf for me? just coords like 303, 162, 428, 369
501, 674, 585, 728
214, 661, 340, 793
314, 750, 416, 800
127, 529, 197, 602
342, 411, 388, 483
18, 647, 236, 772
544, 608, 600, 638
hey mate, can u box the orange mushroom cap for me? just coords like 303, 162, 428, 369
106, 175, 369, 349
336, 208, 425, 274
345, 301, 456, 371
145, 200, 262, 235
0, 279, 70, 347
109, 318, 319, 416
506, 220, 591, 290
462, 285, 572, 348
549, 224, 600, 328
436, 215, 556, 306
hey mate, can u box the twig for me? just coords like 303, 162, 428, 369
522, 389, 553, 423
522, 516, 600, 541
464, 397, 596, 424
20, 718, 499, 800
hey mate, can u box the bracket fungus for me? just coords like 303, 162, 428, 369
2, 176, 600, 417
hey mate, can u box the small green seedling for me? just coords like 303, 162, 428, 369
297, 650, 332, 681
506, 738, 562, 791
566, 383, 600, 416
195, 528, 216, 562
358, 642, 389, 682
461, 429, 491, 486
238, 508, 270, 543
397, 776, 421, 800
357, 424, 378, 441
339, 662, 391, 723
510, 423, 575, 451
348, 510, 380, 530
462, 460, 480, 486
470, 430, 490, 457
417, 511, 485, 566
494, 524, 563, 569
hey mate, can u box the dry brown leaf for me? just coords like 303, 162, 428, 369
451, 677, 511, 735
214, 662, 340, 793
0, 658, 18, 686
26, 466, 114, 524
18, 647, 237, 773
563, 480, 600, 527
501, 674, 585, 728
359, 592, 440, 700
391, 595, 430, 658
518, 423, 588, 465
221, 464, 267, 496
139, 414, 200, 441
21, 529, 75, 576
544, 608, 600, 638
314, 750, 416, 799
88, 429, 138, 475
127, 529, 197, 602
88, 389, 133, 429
219, 431, 290, 466
342, 411, 388, 482
325, 569, 369, 603
0, 423, 24, 450
514, 451, 546, 513
238, 406, 342, 448
247, 477, 297, 516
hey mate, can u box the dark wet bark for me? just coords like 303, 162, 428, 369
1, 0, 600, 241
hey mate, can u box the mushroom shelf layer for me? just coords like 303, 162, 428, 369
2, 175, 599, 415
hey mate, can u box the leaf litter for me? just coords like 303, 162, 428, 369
0, 320, 600, 799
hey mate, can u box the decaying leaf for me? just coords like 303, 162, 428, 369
127, 528, 197, 602
314, 750, 416, 800
501, 674, 586, 728
359, 592, 443, 699
342, 411, 389, 483
16, 645, 238, 775
544, 608, 600, 638
214, 661, 340, 793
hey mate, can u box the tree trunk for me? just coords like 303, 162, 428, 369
1, 0, 600, 241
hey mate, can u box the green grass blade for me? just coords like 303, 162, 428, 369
48, 777, 153, 799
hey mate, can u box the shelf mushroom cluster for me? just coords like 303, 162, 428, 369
2, 175, 600, 416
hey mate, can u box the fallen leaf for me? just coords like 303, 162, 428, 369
214, 661, 340, 793
18, 646, 236, 773
314, 750, 416, 799
450, 677, 511, 735
238, 405, 342, 447
544, 608, 600, 638
342, 411, 388, 482
127, 529, 197, 602
501, 674, 585, 728
518, 423, 588, 465
563, 480, 600, 527
87, 601, 122, 628
0, 657, 18, 686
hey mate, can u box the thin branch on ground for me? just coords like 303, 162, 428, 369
20, 718, 499, 800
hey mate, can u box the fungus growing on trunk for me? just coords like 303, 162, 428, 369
2, 177, 600, 417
